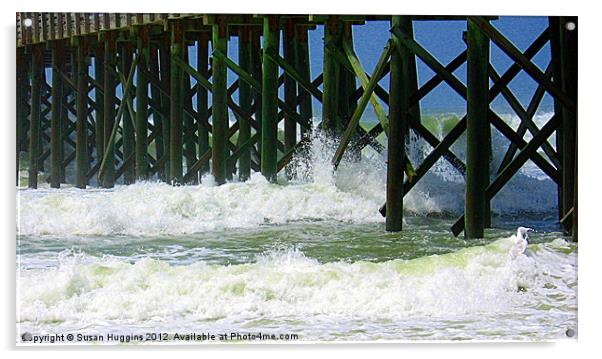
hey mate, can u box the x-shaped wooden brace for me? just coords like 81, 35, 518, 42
380, 24, 559, 218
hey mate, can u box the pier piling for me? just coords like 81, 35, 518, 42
238, 27, 252, 181
135, 26, 150, 180
464, 18, 490, 239
28, 44, 42, 189
50, 40, 64, 188
322, 16, 340, 133
121, 41, 136, 185
260, 15, 280, 182
169, 20, 184, 184
101, 32, 117, 188
385, 16, 412, 232
197, 32, 211, 180
211, 16, 228, 185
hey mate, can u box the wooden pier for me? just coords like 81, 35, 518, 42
15, 13, 578, 240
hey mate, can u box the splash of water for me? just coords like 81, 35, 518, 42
17, 235, 577, 328
17, 115, 559, 236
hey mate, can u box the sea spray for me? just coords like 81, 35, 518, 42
17, 177, 382, 236
17, 118, 559, 237
18, 235, 576, 330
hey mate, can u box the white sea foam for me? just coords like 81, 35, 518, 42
17, 115, 559, 237
17, 236, 576, 330
17, 176, 382, 236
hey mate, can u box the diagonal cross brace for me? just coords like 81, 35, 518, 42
98, 54, 137, 180
468, 16, 575, 113
379, 25, 556, 216
393, 24, 558, 180
490, 63, 560, 172
451, 114, 561, 236
332, 40, 394, 169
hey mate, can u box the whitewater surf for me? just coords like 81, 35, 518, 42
16, 123, 577, 342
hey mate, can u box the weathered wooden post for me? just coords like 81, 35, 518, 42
28, 44, 43, 189
283, 19, 297, 159
322, 15, 341, 133
149, 40, 165, 181
75, 37, 89, 189
94, 40, 105, 185
261, 15, 280, 182
340, 21, 360, 160
101, 32, 117, 188
386, 16, 412, 232
121, 41, 136, 184
338, 22, 352, 125
572, 126, 577, 242
238, 27, 252, 181
169, 20, 184, 184
549, 16, 564, 219
251, 30, 263, 160
159, 32, 171, 180
182, 45, 197, 183
197, 32, 211, 179
295, 24, 313, 138
50, 40, 64, 188
465, 17, 490, 238
39, 68, 48, 174
560, 16, 577, 229
135, 26, 150, 180
212, 15, 228, 185
16, 47, 28, 183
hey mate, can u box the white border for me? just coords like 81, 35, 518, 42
2, 1, 598, 358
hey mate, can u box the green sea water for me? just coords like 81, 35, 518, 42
16, 117, 575, 343
17, 217, 577, 342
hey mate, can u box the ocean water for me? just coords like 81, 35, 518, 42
16, 120, 577, 343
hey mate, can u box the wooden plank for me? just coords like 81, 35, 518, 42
75, 13, 82, 36
32, 13, 40, 43
103, 13, 110, 30
84, 13, 91, 34
66, 13, 73, 37
49, 13, 56, 41
58, 13, 64, 39
93, 14, 100, 32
